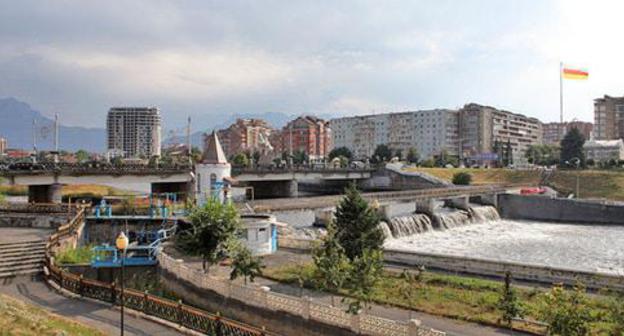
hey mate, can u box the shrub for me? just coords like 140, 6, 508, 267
452, 172, 472, 185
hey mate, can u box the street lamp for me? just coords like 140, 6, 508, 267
565, 157, 581, 198
115, 231, 129, 336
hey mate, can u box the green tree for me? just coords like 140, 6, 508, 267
111, 156, 123, 166
191, 146, 202, 163
343, 249, 384, 314
452, 172, 472, 185
312, 221, 351, 306
329, 147, 353, 161
231, 152, 250, 167
394, 148, 403, 160
175, 198, 241, 273
420, 158, 435, 168
334, 184, 384, 261
372, 144, 392, 163
497, 272, 525, 327
230, 242, 264, 285
560, 128, 586, 168
538, 283, 592, 336
406, 147, 420, 164
292, 150, 308, 165
251, 151, 261, 166
75, 149, 89, 162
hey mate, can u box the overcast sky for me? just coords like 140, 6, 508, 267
1, 0, 623, 129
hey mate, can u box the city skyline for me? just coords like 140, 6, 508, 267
1, 1, 622, 129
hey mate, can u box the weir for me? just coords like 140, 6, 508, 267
381, 205, 500, 239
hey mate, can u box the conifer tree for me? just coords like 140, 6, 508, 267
334, 184, 384, 261
498, 272, 525, 327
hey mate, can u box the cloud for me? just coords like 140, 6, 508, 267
0, 0, 621, 130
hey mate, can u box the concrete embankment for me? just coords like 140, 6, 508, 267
384, 249, 624, 291
498, 193, 624, 225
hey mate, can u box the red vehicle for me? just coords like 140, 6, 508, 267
520, 187, 546, 195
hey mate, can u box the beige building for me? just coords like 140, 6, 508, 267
217, 119, 275, 158
542, 121, 593, 145
106, 107, 162, 159
594, 95, 624, 140
584, 139, 624, 162
459, 103, 542, 165
331, 109, 458, 160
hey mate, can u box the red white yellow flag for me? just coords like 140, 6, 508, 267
562, 67, 589, 80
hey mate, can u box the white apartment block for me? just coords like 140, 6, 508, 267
330, 109, 459, 160
107, 107, 162, 158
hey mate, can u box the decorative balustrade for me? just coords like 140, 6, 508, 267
43, 207, 271, 336
158, 252, 446, 336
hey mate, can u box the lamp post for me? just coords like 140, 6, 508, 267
115, 231, 129, 336
565, 157, 581, 198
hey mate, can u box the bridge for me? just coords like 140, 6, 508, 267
0, 163, 378, 202
245, 185, 506, 212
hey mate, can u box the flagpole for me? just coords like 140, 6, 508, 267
560, 61, 564, 124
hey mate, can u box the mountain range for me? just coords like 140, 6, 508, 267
0, 97, 296, 152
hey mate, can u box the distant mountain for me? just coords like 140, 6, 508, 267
0, 97, 106, 152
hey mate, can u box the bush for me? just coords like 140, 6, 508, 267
420, 158, 435, 168
55, 245, 95, 265
452, 172, 472, 185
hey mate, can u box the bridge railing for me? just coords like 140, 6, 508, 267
1, 162, 192, 176
231, 165, 378, 175
43, 206, 274, 336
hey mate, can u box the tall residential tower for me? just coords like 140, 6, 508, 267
106, 107, 162, 158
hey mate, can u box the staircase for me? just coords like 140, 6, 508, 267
0, 240, 46, 278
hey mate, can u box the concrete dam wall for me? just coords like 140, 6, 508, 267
498, 193, 624, 225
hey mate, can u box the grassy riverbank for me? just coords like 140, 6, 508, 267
0, 293, 105, 335
409, 167, 624, 201
263, 262, 618, 335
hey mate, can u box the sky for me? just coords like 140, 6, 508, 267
1, 0, 623, 130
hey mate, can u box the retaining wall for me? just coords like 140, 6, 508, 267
0, 213, 69, 228
384, 249, 624, 291
498, 194, 624, 225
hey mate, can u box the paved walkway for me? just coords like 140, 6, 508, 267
166, 248, 530, 336
0, 276, 185, 336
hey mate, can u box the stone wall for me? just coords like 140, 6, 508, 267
0, 213, 69, 228
498, 193, 624, 225
385, 249, 624, 291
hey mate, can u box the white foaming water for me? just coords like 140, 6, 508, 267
385, 219, 624, 275
386, 214, 434, 237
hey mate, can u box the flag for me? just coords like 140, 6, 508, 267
562, 67, 589, 80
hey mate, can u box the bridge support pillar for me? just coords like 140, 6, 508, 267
479, 193, 498, 209
446, 196, 470, 211
414, 199, 436, 217
28, 184, 62, 204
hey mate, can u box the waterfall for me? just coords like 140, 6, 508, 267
383, 205, 502, 239
383, 214, 434, 238
379, 221, 393, 240
471, 205, 500, 222
434, 210, 472, 230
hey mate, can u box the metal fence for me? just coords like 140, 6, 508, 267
44, 207, 272, 336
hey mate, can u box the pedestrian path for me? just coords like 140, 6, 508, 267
0, 276, 184, 336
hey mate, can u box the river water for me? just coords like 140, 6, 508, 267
384, 219, 624, 275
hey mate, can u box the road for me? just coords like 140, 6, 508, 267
0, 276, 186, 336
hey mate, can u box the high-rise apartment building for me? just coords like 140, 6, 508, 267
542, 121, 593, 145
106, 107, 162, 158
278, 116, 332, 160
459, 103, 542, 164
594, 95, 624, 140
0, 136, 6, 155
217, 119, 274, 157
331, 109, 459, 160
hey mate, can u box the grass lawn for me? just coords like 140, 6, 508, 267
263, 262, 619, 335
0, 293, 105, 335
408, 167, 624, 201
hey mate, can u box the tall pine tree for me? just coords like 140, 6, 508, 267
560, 127, 586, 167
334, 184, 384, 261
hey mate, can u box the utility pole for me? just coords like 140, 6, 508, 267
288, 123, 293, 167
32, 118, 37, 163
559, 61, 564, 124
53, 113, 59, 163
187, 116, 192, 165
